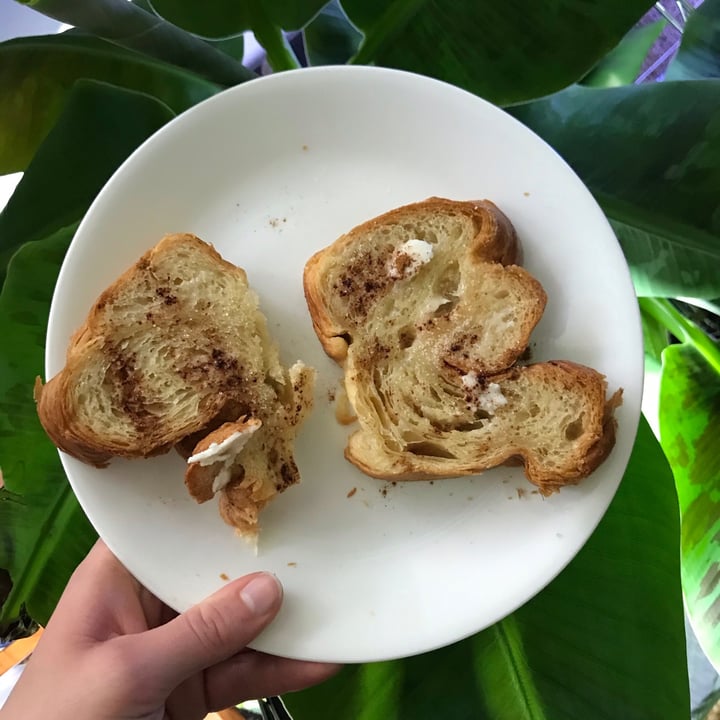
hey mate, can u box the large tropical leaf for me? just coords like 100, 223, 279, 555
148, 0, 327, 35
121, 0, 246, 61
0, 33, 217, 174
147, 0, 250, 37
0, 80, 175, 287
303, 1, 362, 66
666, 0, 720, 80
146, 0, 327, 70
16, 0, 253, 86
581, 19, 665, 87
339, 0, 654, 105
287, 418, 689, 720
647, 298, 720, 670
512, 81, 720, 300
0, 225, 97, 634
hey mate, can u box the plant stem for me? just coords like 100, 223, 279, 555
638, 297, 720, 375
250, 5, 300, 72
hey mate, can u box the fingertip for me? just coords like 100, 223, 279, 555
239, 572, 283, 616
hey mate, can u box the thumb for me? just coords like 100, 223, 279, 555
141, 572, 282, 685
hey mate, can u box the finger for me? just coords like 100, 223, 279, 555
139, 572, 282, 685
203, 651, 342, 711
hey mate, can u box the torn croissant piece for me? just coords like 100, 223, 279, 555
35, 233, 315, 536
185, 416, 287, 539
185, 417, 263, 503
303, 197, 621, 494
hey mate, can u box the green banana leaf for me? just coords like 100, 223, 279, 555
148, 0, 327, 35
146, 0, 327, 70
287, 417, 689, 719
339, 0, 654, 105
205, 34, 246, 63
124, 0, 246, 62
16, 0, 253, 86
645, 298, 720, 671
126, 0, 246, 63
0, 80, 176, 287
303, 1, 362, 66
582, 19, 665, 87
666, 0, 720, 80
0, 33, 218, 174
0, 224, 98, 633
511, 81, 720, 300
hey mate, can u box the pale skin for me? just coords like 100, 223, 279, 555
1, 541, 340, 719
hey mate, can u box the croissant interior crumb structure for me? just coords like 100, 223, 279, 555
303, 197, 622, 494
35, 233, 315, 539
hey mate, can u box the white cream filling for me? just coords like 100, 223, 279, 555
475, 383, 508, 414
462, 377, 508, 416
187, 423, 260, 493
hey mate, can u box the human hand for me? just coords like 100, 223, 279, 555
2, 541, 339, 720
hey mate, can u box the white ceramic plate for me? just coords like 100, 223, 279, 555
46, 66, 643, 663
